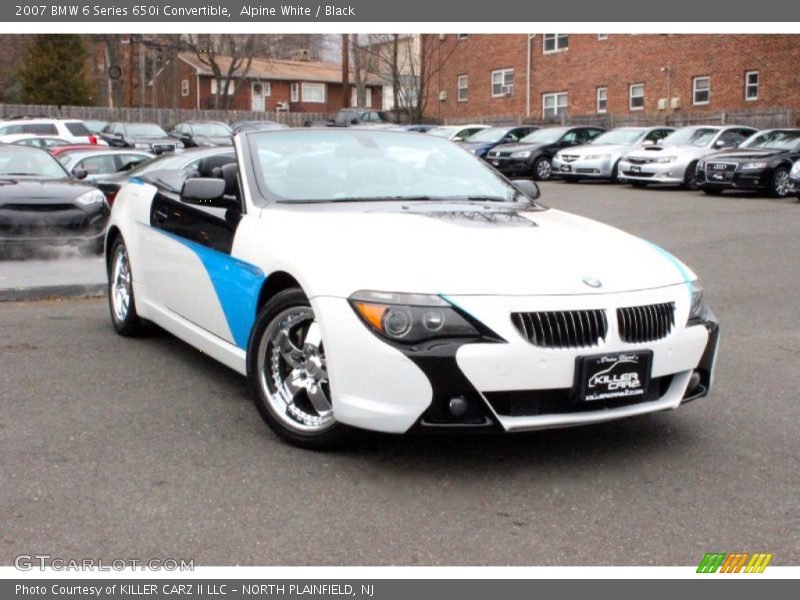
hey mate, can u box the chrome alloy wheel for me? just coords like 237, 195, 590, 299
257, 306, 335, 433
111, 245, 132, 323
537, 158, 552, 179
774, 170, 790, 197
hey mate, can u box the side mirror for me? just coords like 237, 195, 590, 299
72, 167, 88, 180
642, 139, 656, 146
714, 140, 728, 148
511, 178, 540, 200
180, 178, 230, 207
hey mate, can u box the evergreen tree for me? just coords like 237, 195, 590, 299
18, 35, 92, 106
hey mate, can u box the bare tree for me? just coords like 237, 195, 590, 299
181, 34, 258, 110
349, 34, 377, 109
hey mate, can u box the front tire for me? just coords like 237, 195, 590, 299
246, 288, 352, 449
108, 237, 144, 336
533, 157, 552, 181
682, 161, 699, 190
770, 167, 791, 198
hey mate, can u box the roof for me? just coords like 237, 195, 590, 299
178, 52, 384, 86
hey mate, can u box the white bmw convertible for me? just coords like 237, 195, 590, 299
105, 129, 719, 448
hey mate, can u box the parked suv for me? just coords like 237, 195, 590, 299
488, 126, 606, 180
100, 122, 184, 154
0, 118, 104, 145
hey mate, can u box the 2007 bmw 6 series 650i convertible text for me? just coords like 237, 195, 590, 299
105, 129, 719, 448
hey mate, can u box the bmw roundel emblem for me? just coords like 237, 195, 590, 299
583, 276, 602, 288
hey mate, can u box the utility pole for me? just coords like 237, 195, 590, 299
341, 34, 350, 108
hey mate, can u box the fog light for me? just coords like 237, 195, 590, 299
688, 371, 702, 392
448, 396, 469, 417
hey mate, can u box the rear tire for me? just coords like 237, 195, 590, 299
107, 237, 144, 336
246, 287, 353, 450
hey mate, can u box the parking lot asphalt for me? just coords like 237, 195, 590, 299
1, 181, 798, 566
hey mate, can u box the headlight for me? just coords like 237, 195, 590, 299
584, 154, 612, 160
350, 291, 480, 343
655, 156, 677, 164
689, 280, 704, 321
740, 161, 768, 170
469, 148, 477, 154
510, 151, 531, 159
791, 161, 800, 176
75, 190, 106, 206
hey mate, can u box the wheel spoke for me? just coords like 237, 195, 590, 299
303, 321, 323, 351
277, 329, 304, 368
307, 383, 332, 414
282, 369, 305, 400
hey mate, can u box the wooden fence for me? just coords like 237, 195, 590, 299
0, 103, 331, 128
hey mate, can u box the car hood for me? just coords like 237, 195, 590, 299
253, 203, 695, 297
705, 148, 789, 161
560, 143, 632, 157
0, 177, 96, 202
625, 145, 711, 160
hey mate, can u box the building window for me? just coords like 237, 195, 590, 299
181, 79, 189, 97
629, 83, 645, 111
597, 34, 608, 40
263, 82, 271, 96
597, 87, 607, 113
456, 34, 468, 40
457, 74, 468, 102
543, 34, 569, 53
543, 92, 568, 119
210, 79, 235, 95
491, 69, 514, 97
693, 76, 710, 105
290, 83, 299, 102
745, 71, 759, 101
302, 83, 326, 103
351, 86, 372, 107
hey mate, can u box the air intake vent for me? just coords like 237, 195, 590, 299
616, 302, 675, 343
511, 310, 607, 349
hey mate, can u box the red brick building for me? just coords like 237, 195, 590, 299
153, 52, 384, 114
426, 34, 800, 123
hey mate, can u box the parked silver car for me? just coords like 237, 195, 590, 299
54, 148, 153, 183
618, 125, 757, 189
552, 126, 674, 182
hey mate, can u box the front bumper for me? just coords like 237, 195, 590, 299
552, 156, 616, 179
313, 288, 719, 434
618, 159, 687, 184
697, 166, 771, 191
0, 203, 108, 246
487, 157, 532, 177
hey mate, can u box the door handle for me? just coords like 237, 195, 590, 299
154, 207, 169, 222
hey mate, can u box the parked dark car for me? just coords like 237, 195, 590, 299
487, 126, 606, 180
94, 147, 235, 206
170, 120, 233, 147
0, 145, 108, 253
697, 128, 800, 198
460, 125, 540, 158
100, 122, 184, 154
230, 120, 288, 133
305, 108, 391, 128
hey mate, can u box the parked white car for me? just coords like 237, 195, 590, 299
0, 118, 107, 145
105, 129, 719, 448
618, 125, 757, 189
427, 124, 490, 142
552, 126, 675, 182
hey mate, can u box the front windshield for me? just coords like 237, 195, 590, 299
520, 128, 567, 144
249, 129, 537, 204
0, 148, 68, 178
590, 129, 644, 145
126, 123, 169, 138
467, 128, 511, 143
741, 130, 800, 151
661, 127, 718, 147
192, 123, 232, 137
427, 126, 458, 138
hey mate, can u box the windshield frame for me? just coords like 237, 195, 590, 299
739, 129, 800, 151
660, 126, 721, 147
519, 127, 568, 145
240, 129, 545, 210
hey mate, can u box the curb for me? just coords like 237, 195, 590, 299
0, 283, 106, 303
